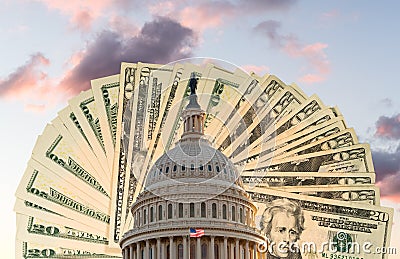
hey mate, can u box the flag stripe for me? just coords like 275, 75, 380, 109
189, 228, 205, 237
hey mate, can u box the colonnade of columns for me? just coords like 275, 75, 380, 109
122, 235, 265, 259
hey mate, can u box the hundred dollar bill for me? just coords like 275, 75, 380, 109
92, 74, 120, 171
234, 117, 347, 166
57, 106, 110, 176
16, 160, 110, 233
247, 144, 374, 173
246, 185, 380, 205
108, 63, 137, 247
248, 188, 393, 259
16, 239, 120, 259
16, 214, 110, 254
221, 81, 309, 159
32, 123, 110, 196
241, 172, 376, 187
69, 89, 112, 175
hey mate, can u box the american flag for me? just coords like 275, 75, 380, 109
189, 228, 204, 237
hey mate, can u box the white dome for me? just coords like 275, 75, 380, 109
144, 136, 244, 197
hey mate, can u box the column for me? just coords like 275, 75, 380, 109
235, 239, 240, 259
122, 247, 126, 259
223, 237, 228, 259
130, 245, 134, 259
157, 238, 161, 259
145, 240, 150, 259
196, 237, 201, 259
136, 242, 140, 259
253, 243, 257, 259
210, 236, 215, 259
183, 236, 188, 259
151, 243, 156, 259
230, 241, 234, 259
245, 241, 250, 259
169, 237, 174, 259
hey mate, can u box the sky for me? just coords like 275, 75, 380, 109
1, 0, 400, 258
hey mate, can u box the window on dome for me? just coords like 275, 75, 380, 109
178, 244, 183, 259
208, 164, 212, 171
190, 203, 195, 217
232, 206, 236, 221
190, 245, 195, 258
159, 167, 162, 175
222, 204, 227, 219
138, 211, 141, 226
216, 165, 220, 172
178, 203, 183, 218
215, 244, 219, 259
168, 204, 173, 219
150, 207, 154, 222
199, 164, 204, 171
166, 245, 170, 259
212, 203, 217, 218
166, 166, 169, 174
173, 165, 177, 172
191, 164, 194, 170
182, 164, 186, 171
158, 205, 163, 220
239, 208, 243, 223
201, 202, 206, 217
143, 209, 147, 224
201, 244, 208, 259
223, 168, 227, 174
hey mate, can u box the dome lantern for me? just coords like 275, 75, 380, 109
181, 76, 206, 139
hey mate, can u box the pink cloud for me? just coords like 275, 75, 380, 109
0, 53, 65, 111
71, 10, 94, 31
376, 172, 400, 203
35, 0, 113, 30
1, 17, 197, 112
321, 9, 340, 19
108, 15, 140, 39
284, 41, 330, 81
254, 21, 330, 84
0, 53, 50, 99
179, 2, 235, 32
374, 114, 400, 140
241, 64, 269, 75
148, 0, 297, 32
24, 104, 46, 113
58, 16, 196, 97
298, 74, 325, 83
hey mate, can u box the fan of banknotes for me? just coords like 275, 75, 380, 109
14, 61, 393, 258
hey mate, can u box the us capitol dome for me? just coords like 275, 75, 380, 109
120, 78, 265, 259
